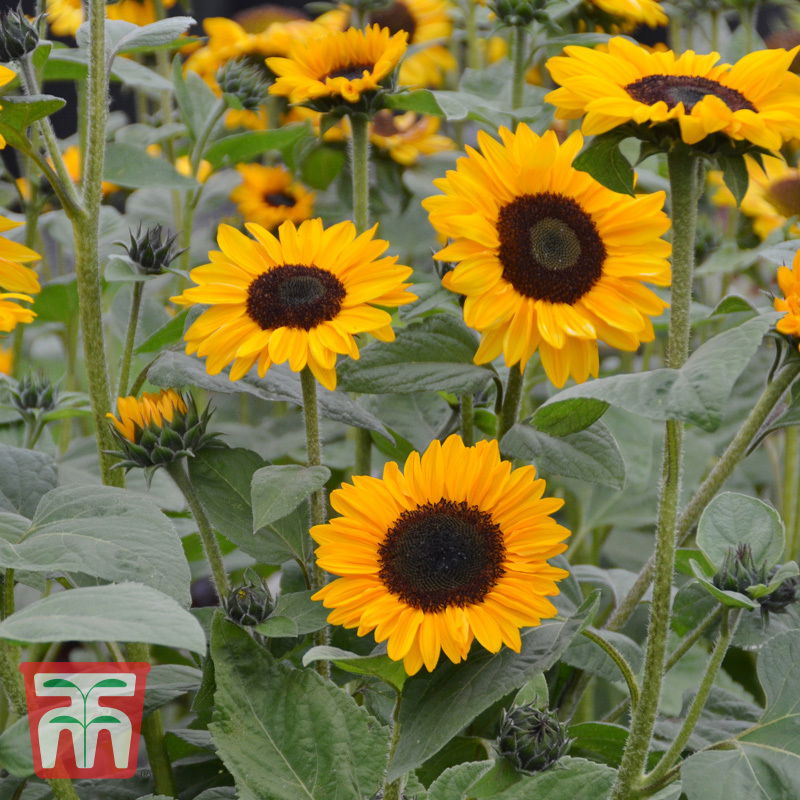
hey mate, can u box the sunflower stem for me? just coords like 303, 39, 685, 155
609, 147, 699, 800
382, 697, 406, 800
301, 367, 331, 676
510, 25, 527, 110
117, 281, 144, 397
783, 426, 799, 557
167, 460, 230, 600
644, 609, 740, 786
498, 364, 524, 442
461, 392, 475, 446
580, 628, 639, 710
607, 358, 800, 632
126, 642, 176, 797
465, 0, 481, 70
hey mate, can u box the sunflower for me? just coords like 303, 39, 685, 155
171, 219, 416, 389
422, 125, 671, 387
587, 0, 666, 28
45, 0, 177, 36
545, 37, 800, 149
230, 164, 315, 229
0, 216, 41, 296
774, 250, 800, 346
368, 110, 455, 165
267, 25, 408, 107
710, 154, 800, 240
0, 293, 35, 333
107, 389, 188, 444
312, 434, 570, 675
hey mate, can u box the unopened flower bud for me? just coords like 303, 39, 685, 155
11, 373, 58, 414
224, 573, 274, 626
0, 5, 40, 63
121, 224, 183, 276
217, 59, 269, 112
497, 704, 571, 774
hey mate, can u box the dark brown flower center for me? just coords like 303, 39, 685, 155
624, 74, 756, 112
378, 499, 506, 613
326, 63, 374, 81
765, 176, 800, 218
246, 264, 346, 330
372, 109, 406, 136
370, 1, 417, 41
264, 191, 296, 208
497, 193, 606, 304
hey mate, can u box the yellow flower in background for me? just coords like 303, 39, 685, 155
267, 25, 408, 106
0, 345, 12, 375
546, 38, 800, 149
0, 293, 35, 333
588, 0, 666, 27
230, 164, 315, 230
368, 110, 455, 165
61, 146, 118, 195
107, 389, 188, 443
175, 155, 213, 183
774, 250, 800, 345
45, 0, 177, 36
0, 65, 17, 150
171, 218, 416, 389
710, 154, 800, 240
312, 434, 570, 675
423, 125, 671, 388
0, 216, 41, 296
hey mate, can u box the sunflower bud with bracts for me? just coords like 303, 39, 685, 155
496, 704, 572, 774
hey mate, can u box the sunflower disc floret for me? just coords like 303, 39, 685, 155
423, 124, 671, 387
311, 435, 571, 675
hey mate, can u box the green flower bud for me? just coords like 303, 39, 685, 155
0, 5, 40, 63
217, 59, 269, 112
497, 704, 571, 774
224, 572, 274, 627
489, 0, 543, 26
121, 224, 184, 276
10, 373, 58, 414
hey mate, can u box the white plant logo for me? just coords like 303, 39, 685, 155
34, 671, 135, 769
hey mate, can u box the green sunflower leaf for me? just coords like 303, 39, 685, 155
573, 131, 635, 195
719, 152, 749, 206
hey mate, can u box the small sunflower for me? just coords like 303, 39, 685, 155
312, 434, 570, 675
230, 164, 315, 229
422, 125, 671, 387
171, 218, 416, 389
545, 37, 800, 149
267, 24, 408, 107
0, 215, 41, 295
0, 293, 34, 333
710, 154, 800, 240
368, 110, 455, 165
774, 250, 800, 346
107, 389, 188, 444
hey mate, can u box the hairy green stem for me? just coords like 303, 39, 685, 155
499, 364, 524, 441
382, 699, 405, 800
784, 427, 799, 557
117, 282, 144, 397
580, 628, 639, 710
2, 569, 13, 619
167, 460, 230, 600
610, 148, 699, 800
510, 25, 527, 110
461, 393, 475, 446
126, 642, 176, 797
607, 359, 800, 631
644, 609, 740, 787
354, 428, 373, 475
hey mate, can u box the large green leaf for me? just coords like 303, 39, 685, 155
0, 445, 57, 518
427, 761, 493, 800
387, 593, 599, 780
697, 492, 784, 570
501, 422, 625, 489
573, 131, 635, 195
490, 758, 616, 799
254, 590, 329, 637
204, 126, 311, 169
107, 17, 196, 57
209, 616, 388, 800
251, 465, 329, 530
173, 57, 220, 140
533, 314, 778, 434
0, 95, 66, 150
0, 484, 191, 605
302, 645, 408, 692
148, 351, 390, 436
337, 314, 493, 395
0, 583, 206, 653
680, 629, 800, 800
0, 716, 32, 777
104, 143, 198, 189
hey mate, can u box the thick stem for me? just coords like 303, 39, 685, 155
607, 360, 800, 631
117, 282, 144, 397
510, 25, 527, 110
382, 698, 405, 800
610, 148, 699, 800
167, 460, 230, 600
465, 0, 481, 70
498, 364, 524, 441
461, 393, 475, 446
644, 609, 740, 787
354, 428, 373, 476
126, 642, 176, 797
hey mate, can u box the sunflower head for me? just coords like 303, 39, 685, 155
774, 249, 800, 347
497, 704, 572, 774
171, 218, 415, 390
423, 124, 671, 388
230, 163, 315, 230
267, 24, 408, 112
546, 37, 800, 152
311, 435, 570, 675
106, 390, 220, 475
369, 110, 455, 165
